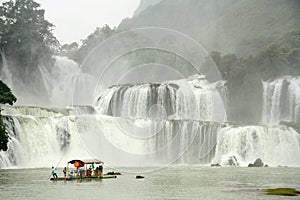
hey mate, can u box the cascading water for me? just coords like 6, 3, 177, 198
0, 56, 79, 106
1, 104, 299, 168
0, 105, 93, 168
96, 75, 227, 122
1, 69, 300, 168
0, 105, 223, 168
0, 52, 13, 88
262, 76, 300, 124
212, 125, 300, 166
38, 56, 79, 106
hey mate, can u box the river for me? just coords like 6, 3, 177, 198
1, 166, 299, 200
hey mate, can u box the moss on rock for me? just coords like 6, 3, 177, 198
266, 188, 300, 196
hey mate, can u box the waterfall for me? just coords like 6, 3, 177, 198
91, 117, 222, 166
0, 105, 223, 168
96, 75, 227, 122
0, 55, 79, 106
262, 76, 300, 124
1, 71, 300, 168
0, 52, 13, 88
38, 56, 79, 106
0, 105, 92, 168
213, 125, 300, 166
1, 104, 299, 168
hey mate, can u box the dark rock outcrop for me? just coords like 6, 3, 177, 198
136, 175, 144, 179
248, 158, 265, 167
105, 171, 122, 175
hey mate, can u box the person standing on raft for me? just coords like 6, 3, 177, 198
63, 167, 67, 178
52, 166, 58, 179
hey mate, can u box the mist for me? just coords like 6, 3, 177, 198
1, 0, 300, 191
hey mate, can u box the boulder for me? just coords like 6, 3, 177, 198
248, 158, 264, 167
253, 158, 264, 167
210, 163, 221, 167
106, 171, 122, 175
136, 175, 144, 179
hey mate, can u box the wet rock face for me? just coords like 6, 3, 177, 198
221, 155, 239, 166
227, 156, 239, 166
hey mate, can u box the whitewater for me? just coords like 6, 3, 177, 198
0, 57, 300, 168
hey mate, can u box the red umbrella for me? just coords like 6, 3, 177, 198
74, 161, 84, 168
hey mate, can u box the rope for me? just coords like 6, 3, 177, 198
47, 150, 66, 180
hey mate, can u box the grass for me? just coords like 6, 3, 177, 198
266, 188, 300, 196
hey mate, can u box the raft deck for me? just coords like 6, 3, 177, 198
50, 175, 117, 181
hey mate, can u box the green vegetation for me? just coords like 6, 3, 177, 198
60, 0, 300, 85
208, 31, 300, 124
61, 24, 299, 125
60, 25, 118, 63
61, 0, 300, 66
266, 188, 300, 196
0, 81, 16, 105
0, 0, 59, 102
0, 0, 58, 81
0, 80, 16, 151
0, 114, 8, 151
119, 0, 300, 56
213, 31, 300, 81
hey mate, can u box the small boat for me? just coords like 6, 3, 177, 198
50, 159, 117, 181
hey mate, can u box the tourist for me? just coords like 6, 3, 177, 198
52, 166, 58, 179
79, 167, 83, 178
99, 164, 103, 177
63, 167, 67, 178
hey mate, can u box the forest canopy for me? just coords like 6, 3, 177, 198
0, 80, 16, 151
0, 0, 58, 78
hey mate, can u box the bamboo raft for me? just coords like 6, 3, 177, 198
50, 159, 118, 181
50, 175, 117, 181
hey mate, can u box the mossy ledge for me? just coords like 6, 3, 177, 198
266, 188, 300, 196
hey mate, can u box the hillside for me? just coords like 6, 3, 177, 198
134, 0, 162, 16
120, 0, 300, 56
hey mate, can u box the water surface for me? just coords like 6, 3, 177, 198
1, 166, 299, 200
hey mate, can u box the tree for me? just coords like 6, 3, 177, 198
60, 42, 79, 61
0, 80, 16, 105
0, 114, 8, 151
208, 32, 300, 124
74, 25, 118, 63
0, 80, 16, 151
254, 44, 289, 79
0, 0, 58, 78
